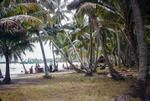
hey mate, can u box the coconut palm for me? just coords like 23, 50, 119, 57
0, 13, 44, 83
0, 20, 27, 84
2, 1, 52, 78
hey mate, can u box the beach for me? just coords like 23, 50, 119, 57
0, 62, 79, 76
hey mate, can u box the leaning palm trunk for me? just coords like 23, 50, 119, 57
65, 33, 86, 69
36, 31, 49, 78
99, 31, 124, 80
91, 17, 124, 80
115, 0, 148, 100
17, 53, 28, 74
52, 42, 85, 73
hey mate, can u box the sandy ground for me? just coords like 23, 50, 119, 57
0, 70, 75, 90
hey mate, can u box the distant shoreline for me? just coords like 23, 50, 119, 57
0, 61, 79, 64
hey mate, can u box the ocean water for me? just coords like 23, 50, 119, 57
0, 62, 79, 76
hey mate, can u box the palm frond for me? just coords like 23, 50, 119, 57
0, 19, 24, 33
0, 19, 27, 40
30, 35, 53, 43
2, 15, 43, 29
11, 41, 34, 54
76, 3, 124, 32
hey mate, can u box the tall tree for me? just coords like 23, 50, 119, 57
36, 31, 49, 78
115, 0, 148, 100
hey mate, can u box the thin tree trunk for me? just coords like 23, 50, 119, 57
87, 32, 93, 76
36, 31, 49, 77
116, 32, 121, 68
94, 39, 99, 72
113, 47, 117, 66
80, 48, 83, 62
3, 53, 11, 84
0, 68, 3, 78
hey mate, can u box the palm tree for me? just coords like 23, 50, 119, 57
0, 14, 43, 83
74, 3, 124, 79
0, 21, 28, 83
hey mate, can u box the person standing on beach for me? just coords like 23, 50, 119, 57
0, 69, 3, 78
49, 64, 53, 72
30, 66, 33, 74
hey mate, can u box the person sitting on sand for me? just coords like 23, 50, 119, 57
0, 69, 3, 78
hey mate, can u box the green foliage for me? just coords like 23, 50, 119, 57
6, 3, 42, 17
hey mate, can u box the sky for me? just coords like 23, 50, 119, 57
23, 42, 53, 59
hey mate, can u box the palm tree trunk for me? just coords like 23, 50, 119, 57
3, 53, 11, 84
87, 32, 93, 76
115, 0, 148, 100
36, 31, 49, 77
52, 44, 56, 72
130, 0, 147, 99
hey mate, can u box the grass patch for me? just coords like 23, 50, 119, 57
0, 73, 135, 101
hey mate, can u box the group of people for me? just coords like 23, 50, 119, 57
29, 64, 44, 74
29, 63, 59, 74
